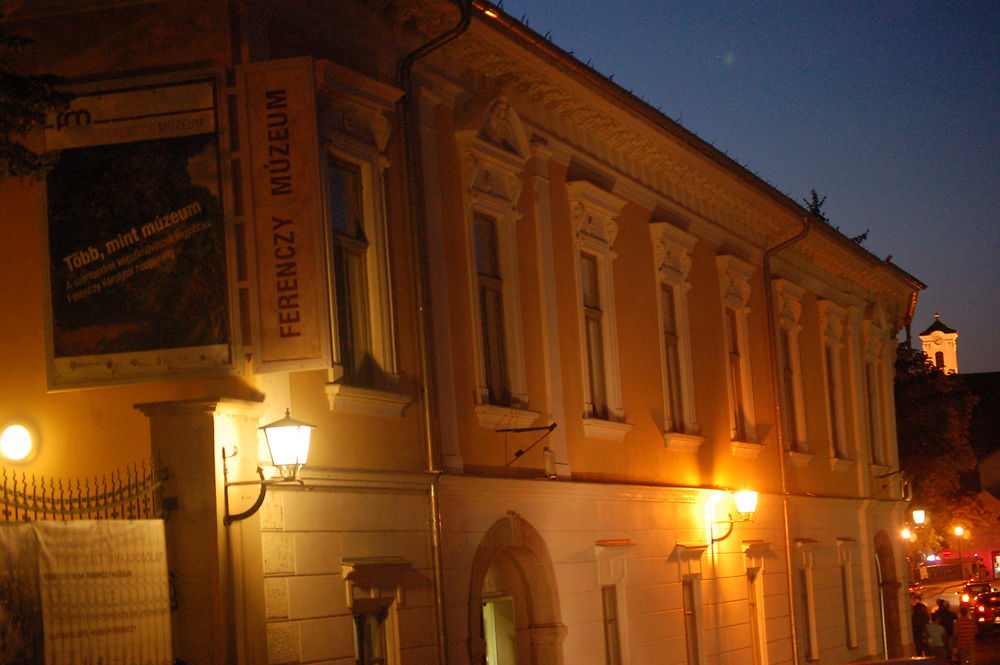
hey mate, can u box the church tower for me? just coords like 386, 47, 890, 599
918, 314, 959, 373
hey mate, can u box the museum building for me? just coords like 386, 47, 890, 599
0, 1, 925, 664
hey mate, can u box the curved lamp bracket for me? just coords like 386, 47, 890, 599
221, 447, 303, 527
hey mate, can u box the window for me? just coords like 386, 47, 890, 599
744, 543, 771, 665
818, 300, 849, 462
328, 156, 371, 383
717, 255, 757, 445
935, 351, 944, 368
321, 104, 405, 417
602, 585, 622, 665
456, 98, 534, 427
650, 222, 702, 450
568, 181, 631, 440
354, 604, 391, 665
342, 558, 410, 665
747, 567, 768, 665
581, 252, 609, 418
475, 213, 511, 405
797, 541, 819, 661
773, 279, 808, 454
596, 541, 633, 665
682, 575, 704, 665
862, 311, 890, 468
837, 539, 859, 649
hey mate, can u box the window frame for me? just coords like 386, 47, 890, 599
818, 299, 850, 465
717, 255, 757, 446
772, 279, 808, 455
456, 101, 535, 428
568, 181, 631, 440
321, 138, 403, 416
650, 222, 703, 450
862, 310, 891, 470
682, 574, 705, 665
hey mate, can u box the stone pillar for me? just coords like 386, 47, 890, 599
135, 397, 266, 665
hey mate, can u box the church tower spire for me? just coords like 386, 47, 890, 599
918, 313, 959, 373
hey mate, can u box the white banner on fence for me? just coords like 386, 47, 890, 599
0, 520, 172, 665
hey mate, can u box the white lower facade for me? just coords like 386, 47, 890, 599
257, 473, 911, 665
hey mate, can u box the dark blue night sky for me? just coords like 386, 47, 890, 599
500, 0, 999, 372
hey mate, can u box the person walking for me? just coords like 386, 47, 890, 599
935, 599, 958, 656
925, 613, 948, 661
953, 606, 977, 665
912, 596, 930, 657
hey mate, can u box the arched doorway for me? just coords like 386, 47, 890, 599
874, 530, 903, 657
468, 512, 566, 665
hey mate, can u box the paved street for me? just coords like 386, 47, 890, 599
974, 631, 1000, 664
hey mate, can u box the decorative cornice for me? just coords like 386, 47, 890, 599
430, 28, 919, 328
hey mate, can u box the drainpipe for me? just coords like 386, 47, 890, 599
762, 215, 811, 665
398, 3, 472, 665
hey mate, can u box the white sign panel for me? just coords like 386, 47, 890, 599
0, 520, 172, 664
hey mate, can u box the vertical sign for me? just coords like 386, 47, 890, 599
0, 520, 171, 664
242, 57, 331, 370
43, 80, 232, 388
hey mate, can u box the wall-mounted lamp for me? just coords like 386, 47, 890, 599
912, 509, 926, 525
712, 490, 758, 543
1, 422, 38, 463
223, 410, 315, 526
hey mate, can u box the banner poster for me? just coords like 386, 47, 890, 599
242, 57, 331, 370
0, 520, 172, 665
43, 80, 232, 388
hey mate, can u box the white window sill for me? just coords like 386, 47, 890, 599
731, 440, 763, 458
325, 383, 412, 418
583, 418, 633, 441
664, 432, 707, 451
786, 450, 813, 467
476, 404, 541, 429
830, 456, 855, 472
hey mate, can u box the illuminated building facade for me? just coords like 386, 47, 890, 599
0, 1, 924, 663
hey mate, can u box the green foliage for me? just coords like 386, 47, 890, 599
0, 18, 73, 179
895, 344, 988, 532
802, 188, 828, 221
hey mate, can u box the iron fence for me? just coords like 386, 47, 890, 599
0, 459, 166, 521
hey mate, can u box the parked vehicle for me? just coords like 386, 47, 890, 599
973, 591, 1000, 635
960, 581, 993, 607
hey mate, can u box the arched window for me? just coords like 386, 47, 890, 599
935, 351, 944, 368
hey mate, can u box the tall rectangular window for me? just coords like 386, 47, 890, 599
328, 156, 371, 383
747, 567, 768, 665
825, 345, 843, 458
569, 181, 629, 440
354, 607, 389, 665
725, 308, 747, 442
650, 222, 701, 446
581, 252, 608, 419
475, 213, 510, 405
717, 255, 756, 445
660, 285, 684, 431
865, 360, 883, 465
601, 585, 622, 665
682, 575, 703, 665
819, 300, 848, 462
779, 329, 798, 446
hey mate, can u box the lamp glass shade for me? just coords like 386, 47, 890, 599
260, 410, 314, 472
912, 509, 926, 525
0, 424, 33, 462
954, 525, 964, 537
733, 490, 758, 518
